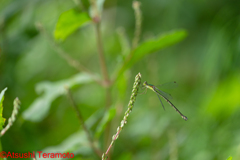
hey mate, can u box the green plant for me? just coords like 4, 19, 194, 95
0, 88, 21, 159
226, 156, 233, 160
102, 72, 141, 160
19, 0, 187, 159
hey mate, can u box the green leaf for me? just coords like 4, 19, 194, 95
22, 73, 93, 122
85, 109, 105, 129
38, 110, 102, 159
116, 152, 132, 160
116, 71, 129, 100
54, 9, 91, 41
227, 156, 232, 160
206, 75, 240, 119
0, 88, 7, 106
0, 88, 7, 130
130, 29, 188, 65
115, 30, 187, 79
94, 107, 116, 139
38, 131, 91, 160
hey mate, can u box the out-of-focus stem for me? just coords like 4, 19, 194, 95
35, 23, 102, 86
95, 23, 111, 87
94, 21, 113, 154
65, 88, 102, 158
111, 1, 142, 84
132, 1, 142, 49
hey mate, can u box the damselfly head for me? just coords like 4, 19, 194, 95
143, 81, 147, 86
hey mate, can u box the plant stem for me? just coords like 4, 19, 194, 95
95, 23, 111, 87
102, 73, 142, 160
95, 22, 113, 154
111, 1, 142, 83
1, 98, 20, 137
132, 1, 142, 49
35, 23, 102, 86
65, 88, 102, 158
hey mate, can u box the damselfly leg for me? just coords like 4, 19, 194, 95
143, 81, 188, 121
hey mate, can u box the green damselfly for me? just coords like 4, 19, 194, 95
143, 81, 188, 121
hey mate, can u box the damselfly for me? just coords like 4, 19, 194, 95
143, 81, 188, 121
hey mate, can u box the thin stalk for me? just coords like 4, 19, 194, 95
132, 1, 142, 49
102, 73, 142, 160
95, 23, 111, 87
95, 22, 113, 153
1, 98, 21, 137
65, 88, 102, 158
104, 87, 112, 151
111, 1, 142, 83
35, 23, 102, 86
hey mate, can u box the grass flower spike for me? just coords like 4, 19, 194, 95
102, 72, 141, 160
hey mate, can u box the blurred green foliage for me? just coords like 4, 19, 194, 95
0, 88, 7, 130
54, 9, 91, 41
226, 156, 232, 160
22, 73, 93, 122
0, 0, 240, 160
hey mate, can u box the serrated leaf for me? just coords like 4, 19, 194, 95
94, 107, 116, 139
54, 9, 91, 41
227, 156, 232, 160
22, 73, 93, 122
0, 88, 7, 130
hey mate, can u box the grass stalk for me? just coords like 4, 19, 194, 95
1, 98, 20, 137
132, 1, 142, 49
65, 88, 102, 158
35, 23, 102, 86
102, 73, 141, 160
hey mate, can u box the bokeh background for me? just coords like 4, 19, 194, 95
0, 0, 240, 160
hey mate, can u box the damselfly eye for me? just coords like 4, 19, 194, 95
143, 81, 147, 85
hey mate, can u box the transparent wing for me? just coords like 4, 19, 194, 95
156, 93, 165, 110
154, 87, 173, 100
156, 81, 178, 90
